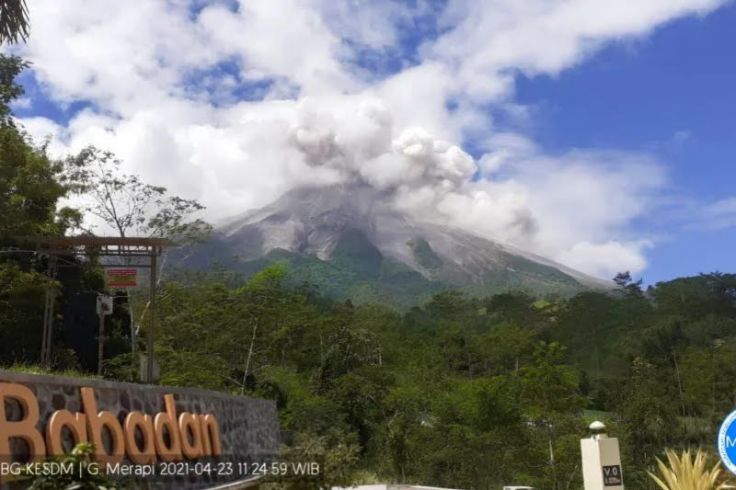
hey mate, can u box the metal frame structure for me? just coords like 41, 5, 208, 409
25, 236, 168, 383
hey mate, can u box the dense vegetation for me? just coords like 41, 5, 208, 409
131, 268, 732, 489
1, 53, 736, 489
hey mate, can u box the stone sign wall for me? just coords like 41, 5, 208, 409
0, 370, 281, 489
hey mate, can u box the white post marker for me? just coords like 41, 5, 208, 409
581, 421, 624, 490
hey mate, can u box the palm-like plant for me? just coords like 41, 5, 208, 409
0, 0, 29, 45
648, 449, 735, 490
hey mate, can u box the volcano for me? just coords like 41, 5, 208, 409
180, 184, 610, 306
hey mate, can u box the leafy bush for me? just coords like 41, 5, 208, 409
648, 449, 734, 490
20, 442, 123, 490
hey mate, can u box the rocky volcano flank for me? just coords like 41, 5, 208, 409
180, 184, 610, 306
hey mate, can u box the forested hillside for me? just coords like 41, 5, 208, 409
130, 267, 734, 489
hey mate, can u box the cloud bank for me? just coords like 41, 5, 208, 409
13, 0, 728, 278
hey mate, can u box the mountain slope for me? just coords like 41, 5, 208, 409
181, 184, 610, 306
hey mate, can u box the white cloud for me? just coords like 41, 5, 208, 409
429, 0, 724, 103
697, 197, 736, 230
22, 0, 216, 114
199, 0, 357, 95
557, 240, 653, 280
10, 96, 31, 110
12, 0, 730, 278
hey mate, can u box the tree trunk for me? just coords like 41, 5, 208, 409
547, 423, 558, 490
672, 351, 686, 416
241, 318, 258, 394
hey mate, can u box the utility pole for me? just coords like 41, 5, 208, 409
41, 255, 58, 366
146, 252, 157, 384
96, 295, 113, 375
98, 313, 104, 375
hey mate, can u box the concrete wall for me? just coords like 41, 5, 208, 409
0, 370, 281, 489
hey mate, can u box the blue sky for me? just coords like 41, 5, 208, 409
513, 2, 736, 283
12, 0, 736, 282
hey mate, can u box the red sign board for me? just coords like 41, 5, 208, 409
106, 268, 137, 288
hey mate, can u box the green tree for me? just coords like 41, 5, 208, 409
0, 0, 29, 45
0, 56, 74, 240
63, 146, 212, 370
379, 385, 428, 483
478, 322, 536, 375
0, 54, 87, 367
63, 146, 210, 242
519, 342, 586, 490
21, 442, 123, 489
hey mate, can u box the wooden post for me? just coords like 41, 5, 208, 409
41, 289, 50, 364
41, 255, 57, 366
146, 252, 157, 383
97, 311, 105, 375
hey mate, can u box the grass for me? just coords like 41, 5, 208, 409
1, 363, 101, 379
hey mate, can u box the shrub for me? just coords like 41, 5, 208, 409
648, 448, 734, 490
20, 442, 123, 490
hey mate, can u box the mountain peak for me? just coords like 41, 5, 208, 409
185, 184, 611, 306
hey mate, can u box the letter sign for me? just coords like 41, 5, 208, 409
106, 268, 137, 288
719, 408, 736, 475
602, 465, 623, 486
0, 382, 221, 464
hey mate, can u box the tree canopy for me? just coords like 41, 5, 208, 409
0, 0, 29, 45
